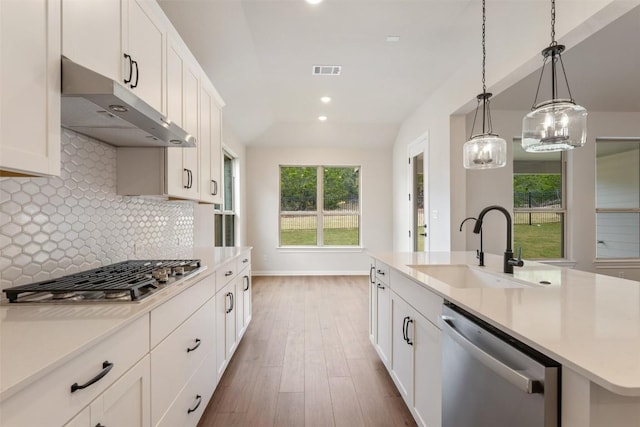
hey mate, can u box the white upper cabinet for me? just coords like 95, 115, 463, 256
199, 79, 223, 204
0, 0, 61, 177
62, 0, 165, 113
165, 34, 200, 200
62, 0, 122, 82
123, 0, 165, 113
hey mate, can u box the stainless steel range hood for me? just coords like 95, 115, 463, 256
61, 57, 196, 148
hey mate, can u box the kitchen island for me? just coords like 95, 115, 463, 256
370, 251, 640, 427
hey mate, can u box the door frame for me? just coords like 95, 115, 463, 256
408, 132, 430, 252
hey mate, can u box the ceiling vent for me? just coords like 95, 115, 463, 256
312, 65, 342, 76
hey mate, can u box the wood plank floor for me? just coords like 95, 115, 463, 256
198, 276, 417, 427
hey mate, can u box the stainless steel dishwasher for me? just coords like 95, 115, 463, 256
441, 303, 560, 427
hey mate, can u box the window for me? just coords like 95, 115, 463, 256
596, 139, 640, 258
512, 139, 565, 259
279, 166, 360, 247
215, 152, 236, 247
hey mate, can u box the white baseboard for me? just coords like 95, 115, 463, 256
252, 270, 369, 276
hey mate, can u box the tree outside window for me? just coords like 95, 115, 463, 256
280, 166, 360, 247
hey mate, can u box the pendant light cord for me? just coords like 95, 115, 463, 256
550, 0, 556, 45
470, 0, 493, 138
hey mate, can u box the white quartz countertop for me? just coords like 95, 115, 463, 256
0, 247, 250, 402
371, 251, 640, 397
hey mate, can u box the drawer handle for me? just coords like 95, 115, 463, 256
243, 275, 250, 291
377, 283, 385, 290
226, 292, 234, 313
377, 269, 385, 276
187, 394, 202, 414
186, 338, 202, 353
70, 361, 114, 393
242, 258, 249, 263
224, 270, 233, 277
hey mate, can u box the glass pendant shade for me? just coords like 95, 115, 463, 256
522, 99, 587, 152
463, 133, 507, 169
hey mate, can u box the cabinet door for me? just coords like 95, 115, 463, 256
199, 81, 222, 204
390, 292, 414, 404
413, 312, 442, 427
215, 283, 237, 381
63, 407, 90, 427
242, 273, 252, 329
62, 0, 121, 82
0, 0, 60, 177
375, 280, 391, 367
235, 276, 245, 342
123, 0, 164, 112
369, 263, 377, 343
181, 64, 200, 198
90, 355, 151, 427
225, 281, 238, 357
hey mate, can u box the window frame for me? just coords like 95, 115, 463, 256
215, 150, 238, 248
595, 137, 640, 260
512, 138, 567, 260
278, 165, 362, 249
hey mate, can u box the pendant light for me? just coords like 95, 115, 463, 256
522, 0, 587, 152
463, 0, 506, 170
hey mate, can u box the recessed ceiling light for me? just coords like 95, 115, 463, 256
318, 115, 328, 121
386, 35, 401, 43
320, 96, 331, 103
306, 0, 323, 4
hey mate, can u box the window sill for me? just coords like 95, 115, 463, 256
277, 246, 364, 253
594, 259, 640, 269
538, 259, 577, 268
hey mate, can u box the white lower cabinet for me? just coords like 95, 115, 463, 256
89, 355, 151, 427
375, 278, 391, 367
151, 297, 215, 425
371, 262, 443, 427
390, 290, 442, 427
240, 272, 252, 336
156, 352, 216, 427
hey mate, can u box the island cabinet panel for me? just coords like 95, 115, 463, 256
370, 259, 443, 427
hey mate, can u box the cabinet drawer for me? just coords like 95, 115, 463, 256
151, 297, 214, 425
150, 274, 215, 348
390, 270, 443, 328
238, 252, 251, 272
1, 315, 149, 427
216, 259, 238, 293
156, 351, 217, 427
375, 261, 390, 285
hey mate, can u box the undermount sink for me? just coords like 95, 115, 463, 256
408, 264, 535, 289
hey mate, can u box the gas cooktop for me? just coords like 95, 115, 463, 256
3, 259, 202, 303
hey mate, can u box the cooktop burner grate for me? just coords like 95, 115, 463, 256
3, 259, 201, 303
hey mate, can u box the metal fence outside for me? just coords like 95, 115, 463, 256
514, 191, 562, 225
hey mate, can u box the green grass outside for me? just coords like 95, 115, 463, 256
281, 228, 359, 246
514, 222, 562, 259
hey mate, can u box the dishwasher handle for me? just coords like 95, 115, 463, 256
441, 315, 543, 394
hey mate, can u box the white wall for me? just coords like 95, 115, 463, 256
392, 0, 630, 254
246, 146, 393, 275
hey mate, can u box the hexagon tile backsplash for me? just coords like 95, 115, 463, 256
0, 129, 194, 290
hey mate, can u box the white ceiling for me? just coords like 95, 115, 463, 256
158, 1, 640, 148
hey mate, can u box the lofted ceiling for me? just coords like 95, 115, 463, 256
158, 1, 640, 148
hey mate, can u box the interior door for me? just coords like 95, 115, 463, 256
409, 135, 430, 252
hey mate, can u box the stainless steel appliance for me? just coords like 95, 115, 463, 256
3, 259, 202, 303
441, 303, 559, 427
61, 57, 196, 148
